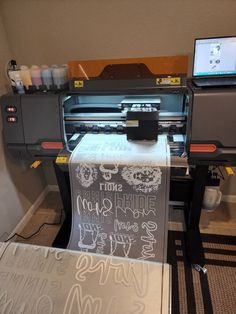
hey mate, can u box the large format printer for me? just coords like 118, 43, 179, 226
1, 58, 236, 272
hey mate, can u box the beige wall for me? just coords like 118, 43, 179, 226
1, 0, 236, 65
0, 13, 47, 240
222, 174, 236, 196
1, 0, 236, 195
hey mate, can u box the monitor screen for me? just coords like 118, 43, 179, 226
193, 36, 236, 77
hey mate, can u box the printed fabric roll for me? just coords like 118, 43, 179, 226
68, 134, 170, 263
0, 242, 171, 313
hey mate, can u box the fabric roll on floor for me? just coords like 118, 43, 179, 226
0, 242, 171, 313
68, 134, 170, 262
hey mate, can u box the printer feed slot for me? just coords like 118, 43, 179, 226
63, 92, 187, 144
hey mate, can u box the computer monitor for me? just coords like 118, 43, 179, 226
193, 36, 236, 77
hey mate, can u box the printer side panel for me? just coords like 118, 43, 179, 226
1, 94, 25, 144
188, 86, 236, 164
191, 89, 236, 147
1, 93, 64, 159
21, 94, 63, 144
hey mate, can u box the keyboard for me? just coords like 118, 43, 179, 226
193, 77, 236, 87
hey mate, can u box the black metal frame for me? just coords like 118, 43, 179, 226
184, 165, 209, 266
52, 162, 72, 248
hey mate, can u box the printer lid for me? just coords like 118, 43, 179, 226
68, 56, 188, 80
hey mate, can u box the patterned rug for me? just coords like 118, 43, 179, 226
167, 231, 236, 314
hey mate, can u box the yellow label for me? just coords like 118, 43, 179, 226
156, 78, 170, 85
170, 77, 181, 85
56, 156, 69, 164
225, 167, 235, 175
74, 80, 84, 88
156, 77, 181, 85
30, 160, 42, 169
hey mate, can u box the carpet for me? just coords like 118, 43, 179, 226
167, 231, 236, 314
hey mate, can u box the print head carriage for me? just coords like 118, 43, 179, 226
75, 163, 162, 193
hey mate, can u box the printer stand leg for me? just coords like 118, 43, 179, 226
185, 165, 208, 269
52, 162, 72, 248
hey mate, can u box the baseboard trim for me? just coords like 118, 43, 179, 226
48, 184, 59, 192
222, 194, 236, 203
8, 186, 52, 239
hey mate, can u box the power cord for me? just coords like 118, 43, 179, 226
4, 208, 63, 242
0, 232, 10, 242
218, 166, 225, 181
211, 166, 225, 181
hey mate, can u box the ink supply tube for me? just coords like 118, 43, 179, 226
20, 65, 32, 89
8, 70, 18, 89
51, 65, 58, 88
52, 65, 67, 89
13, 71, 25, 94
30, 65, 42, 88
7, 60, 18, 90
61, 64, 68, 85
41, 65, 53, 89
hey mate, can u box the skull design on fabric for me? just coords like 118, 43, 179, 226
121, 166, 162, 193
99, 164, 119, 181
76, 163, 98, 187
